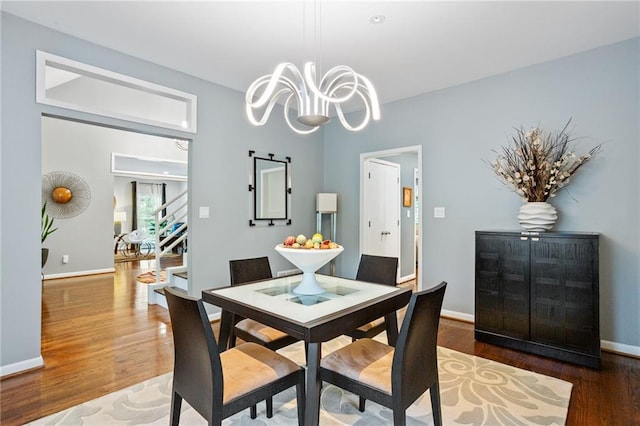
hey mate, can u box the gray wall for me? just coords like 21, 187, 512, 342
1, 13, 323, 374
325, 37, 640, 348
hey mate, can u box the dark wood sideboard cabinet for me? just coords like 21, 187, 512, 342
475, 231, 600, 369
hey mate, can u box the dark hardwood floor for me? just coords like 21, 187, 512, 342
1, 259, 638, 425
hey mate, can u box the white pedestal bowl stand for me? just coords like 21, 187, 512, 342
275, 245, 344, 295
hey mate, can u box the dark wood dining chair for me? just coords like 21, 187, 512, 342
228, 256, 305, 418
320, 281, 447, 426
228, 256, 301, 352
344, 254, 399, 341
164, 286, 305, 425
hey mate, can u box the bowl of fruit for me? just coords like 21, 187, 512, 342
275, 233, 343, 295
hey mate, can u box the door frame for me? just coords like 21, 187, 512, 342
359, 145, 423, 289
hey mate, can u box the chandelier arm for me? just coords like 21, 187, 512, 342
352, 73, 381, 120
316, 66, 359, 103
327, 80, 375, 114
334, 90, 372, 132
245, 75, 303, 101
283, 94, 320, 135
246, 75, 297, 106
246, 87, 293, 126
246, 69, 311, 124
322, 73, 358, 104
277, 74, 307, 106
304, 62, 359, 104
327, 75, 379, 110
246, 63, 305, 108
320, 70, 361, 104
246, 75, 275, 105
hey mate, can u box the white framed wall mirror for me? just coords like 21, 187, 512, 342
36, 50, 197, 133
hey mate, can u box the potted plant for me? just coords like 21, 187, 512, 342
41, 201, 57, 267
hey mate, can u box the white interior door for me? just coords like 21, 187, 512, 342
363, 158, 400, 260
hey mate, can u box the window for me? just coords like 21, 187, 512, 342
36, 51, 197, 132
136, 183, 165, 235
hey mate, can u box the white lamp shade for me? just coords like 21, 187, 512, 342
316, 193, 337, 213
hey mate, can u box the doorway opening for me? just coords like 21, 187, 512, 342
41, 115, 189, 274
360, 145, 422, 289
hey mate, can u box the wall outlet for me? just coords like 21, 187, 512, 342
434, 207, 446, 218
62, 254, 69, 264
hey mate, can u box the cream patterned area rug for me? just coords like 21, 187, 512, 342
30, 337, 572, 425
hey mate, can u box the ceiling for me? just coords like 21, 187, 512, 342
2, 1, 639, 108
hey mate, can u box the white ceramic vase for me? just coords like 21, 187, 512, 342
517, 202, 557, 232
274, 245, 344, 295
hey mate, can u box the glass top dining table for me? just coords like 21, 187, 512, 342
202, 273, 412, 426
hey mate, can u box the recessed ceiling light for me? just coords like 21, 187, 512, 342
369, 15, 386, 25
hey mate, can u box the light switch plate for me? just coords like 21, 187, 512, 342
199, 206, 210, 219
434, 207, 446, 218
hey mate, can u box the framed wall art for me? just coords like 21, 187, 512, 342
403, 187, 412, 207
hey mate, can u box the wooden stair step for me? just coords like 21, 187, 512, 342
154, 286, 187, 296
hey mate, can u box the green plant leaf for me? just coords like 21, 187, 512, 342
41, 201, 58, 244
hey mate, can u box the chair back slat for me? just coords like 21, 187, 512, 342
355, 254, 398, 286
229, 256, 272, 285
392, 281, 447, 407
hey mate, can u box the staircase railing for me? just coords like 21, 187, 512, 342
152, 189, 188, 285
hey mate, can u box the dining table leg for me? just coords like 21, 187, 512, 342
305, 341, 322, 426
217, 310, 233, 352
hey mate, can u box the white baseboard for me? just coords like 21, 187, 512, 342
399, 273, 416, 284
207, 312, 221, 322
0, 355, 44, 378
602, 340, 640, 358
43, 268, 115, 280
440, 309, 640, 359
441, 309, 474, 323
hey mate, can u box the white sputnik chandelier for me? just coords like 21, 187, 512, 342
245, 1, 380, 134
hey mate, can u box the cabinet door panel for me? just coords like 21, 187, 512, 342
530, 236, 599, 354
476, 233, 529, 339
